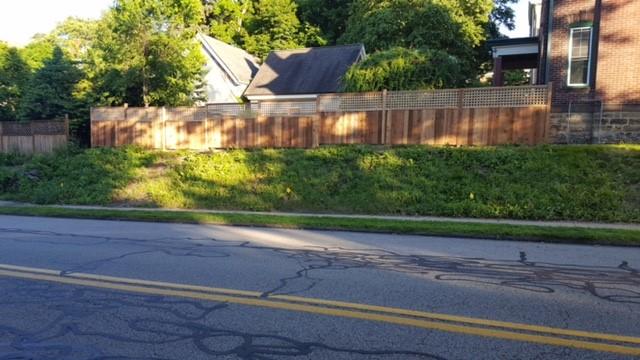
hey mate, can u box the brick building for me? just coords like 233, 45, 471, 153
489, 0, 640, 143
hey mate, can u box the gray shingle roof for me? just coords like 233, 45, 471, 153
244, 44, 365, 97
198, 34, 260, 85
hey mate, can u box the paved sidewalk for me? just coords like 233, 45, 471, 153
1, 201, 638, 231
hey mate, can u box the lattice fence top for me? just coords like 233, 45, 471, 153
318, 92, 383, 112
31, 121, 67, 135
2, 120, 67, 136
252, 101, 317, 116
207, 103, 247, 117
387, 90, 458, 109
463, 86, 549, 108
317, 86, 548, 112
165, 107, 206, 122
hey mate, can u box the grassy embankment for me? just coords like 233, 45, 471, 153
1, 145, 639, 244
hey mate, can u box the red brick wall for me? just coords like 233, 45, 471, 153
544, 0, 640, 107
547, 0, 597, 106
596, 0, 640, 104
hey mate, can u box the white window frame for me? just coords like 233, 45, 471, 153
567, 26, 593, 87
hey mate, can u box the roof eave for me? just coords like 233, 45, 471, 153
198, 33, 245, 86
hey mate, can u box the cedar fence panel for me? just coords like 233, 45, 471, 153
0, 120, 69, 154
91, 84, 551, 150
205, 115, 314, 149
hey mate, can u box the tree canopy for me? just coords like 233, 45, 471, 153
91, 0, 206, 107
0, 46, 31, 121
343, 47, 464, 92
339, 0, 493, 75
18, 47, 83, 120
295, 0, 353, 45
204, 0, 325, 59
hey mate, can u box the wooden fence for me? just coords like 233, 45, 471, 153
0, 120, 69, 154
91, 84, 552, 149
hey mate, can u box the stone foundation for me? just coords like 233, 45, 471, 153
549, 111, 640, 144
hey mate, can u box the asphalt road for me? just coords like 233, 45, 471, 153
0, 215, 638, 359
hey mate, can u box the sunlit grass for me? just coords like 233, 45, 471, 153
1, 144, 639, 223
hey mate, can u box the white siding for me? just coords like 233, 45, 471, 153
201, 47, 249, 104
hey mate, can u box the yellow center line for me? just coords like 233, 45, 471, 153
0, 264, 639, 356
2, 263, 637, 346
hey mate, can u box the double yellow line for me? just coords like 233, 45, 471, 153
0, 263, 639, 356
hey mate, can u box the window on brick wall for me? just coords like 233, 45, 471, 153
567, 27, 593, 86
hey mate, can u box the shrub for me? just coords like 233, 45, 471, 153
343, 47, 465, 92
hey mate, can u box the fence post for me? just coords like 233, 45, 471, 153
456, 88, 465, 146
545, 82, 553, 143
115, 104, 126, 147
89, 108, 93, 148
64, 114, 70, 143
30, 121, 35, 153
382, 89, 390, 145
203, 106, 209, 151
161, 106, 167, 151
312, 97, 321, 148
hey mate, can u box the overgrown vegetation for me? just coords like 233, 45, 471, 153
343, 48, 464, 92
1, 145, 639, 223
0, 147, 158, 204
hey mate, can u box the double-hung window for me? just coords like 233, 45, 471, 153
567, 27, 593, 87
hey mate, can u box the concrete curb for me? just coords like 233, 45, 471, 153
1, 201, 638, 231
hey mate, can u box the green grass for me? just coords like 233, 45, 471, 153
0, 205, 638, 246
1, 144, 639, 223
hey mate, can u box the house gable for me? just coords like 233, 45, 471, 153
197, 34, 260, 103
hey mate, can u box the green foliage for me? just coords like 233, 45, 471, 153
0, 147, 158, 204
245, 0, 322, 58
339, 0, 493, 74
504, 69, 531, 86
18, 36, 56, 71
0, 47, 31, 121
295, 0, 354, 44
203, 0, 253, 44
92, 0, 206, 106
488, 0, 517, 38
18, 47, 83, 120
204, 0, 325, 59
343, 47, 464, 92
1, 25, 96, 123
48, 17, 102, 63
3, 145, 639, 223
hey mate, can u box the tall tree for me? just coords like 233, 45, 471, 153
19, 35, 56, 71
245, 0, 307, 58
49, 17, 102, 63
19, 47, 82, 120
203, 0, 253, 45
203, 0, 325, 59
339, 0, 493, 76
295, 0, 354, 44
0, 46, 31, 121
93, 0, 206, 106
489, 0, 518, 38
